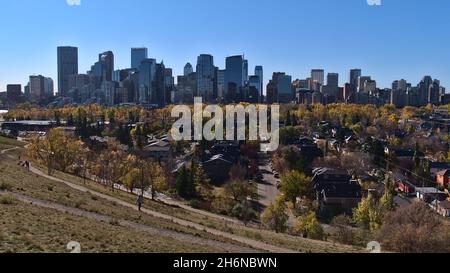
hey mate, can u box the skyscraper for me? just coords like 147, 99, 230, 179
6, 84, 21, 102
418, 76, 433, 105
349, 69, 362, 87
255, 66, 263, 99
184, 63, 194, 76
311, 69, 325, 85
139, 58, 156, 103
429, 79, 441, 105
248, 76, 261, 103
243, 59, 249, 83
99, 51, 114, 82
196, 54, 215, 101
391, 79, 408, 107
217, 69, 226, 99
29, 75, 45, 100
155, 62, 166, 106
131, 48, 148, 70
322, 73, 339, 103
225, 55, 245, 98
357, 76, 371, 92
57, 46, 78, 96
327, 73, 339, 88
277, 74, 293, 103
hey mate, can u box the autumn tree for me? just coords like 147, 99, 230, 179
27, 128, 83, 174
331, 215, 355, 245
95, 141, 127, 192
192, 163, 213, 203
294, 212, 324, 240
140, 159, 167, 199
377, 202, 450, 253
279, 171, 312, 208
261, 197, 289, 233
353, 193, 383, 232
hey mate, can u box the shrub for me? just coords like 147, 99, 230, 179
0, 182, 12, 191
0, 195, 16, 205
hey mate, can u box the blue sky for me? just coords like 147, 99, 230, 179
1, 0, 449, 92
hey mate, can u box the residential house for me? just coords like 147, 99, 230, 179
143, 139, 172, 162
437, 201, 450, 217
436, 169, 450, 190
202, 154, 233, 186
312, 168, 362, 214
416, 187, 447, 203
430, 162, 450, 178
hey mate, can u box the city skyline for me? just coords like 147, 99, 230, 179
1, 0, 450, 91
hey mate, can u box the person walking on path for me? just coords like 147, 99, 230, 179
137, 194, 144, 211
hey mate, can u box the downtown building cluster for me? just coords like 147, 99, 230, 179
51, 47, 264, 107
1, 46, 449, 108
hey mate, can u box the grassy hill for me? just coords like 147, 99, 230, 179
0, 145, 363, 253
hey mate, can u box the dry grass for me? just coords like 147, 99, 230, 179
47, 164, 363, 253
0, 201, 225, 253
0, 156, 253, 252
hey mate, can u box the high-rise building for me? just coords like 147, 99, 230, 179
248, 75, 261, 103
363, 80, 376, 93
311, 69, 325, 86
243, 59, 249, 83
217, 69, 226, 99
99, 51, 114, 82
327, 73, 339, 88
113, 69, 135, 83
44, 77, 54, 97
266, 72, 292, 103
357, 76, 371, 92
154, 63, 167, 106
102, 81, 118, 106
177, 72, 197, 104
429, 79, 441, 105
69, 74, 90, 90
391, 79, 408, 107
6, 84, 22, 102
196, 54, 216, 102
418, 76, 433, 105
131, 47, 148, 70
255, 66, 263, 98
321, 73, 339, 103
349, 69, 362, 87
277, 74, 292, 103
225, 55, 246, 98
29, 75, 45, 100
184, 63, 194, 76
57, 46, 78, 96
139, 58, 156, 104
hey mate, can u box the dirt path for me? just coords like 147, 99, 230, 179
0, 191, 256, 253
26, 165, 297, 253
0, 147, 19, 154
1, 146, 297, 253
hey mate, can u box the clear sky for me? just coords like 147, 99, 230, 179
1, 0, 449, 92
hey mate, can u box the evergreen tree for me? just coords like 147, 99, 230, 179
176, 166, 195, 199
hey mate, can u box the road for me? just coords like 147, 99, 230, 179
257, 152, 280, 209
394, 195, 415, 207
